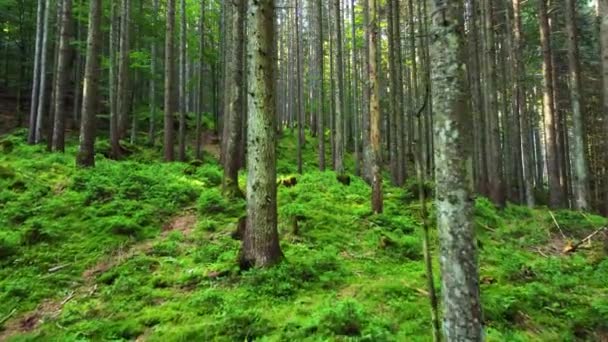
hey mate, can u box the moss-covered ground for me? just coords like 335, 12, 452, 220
1, 129, 607, 341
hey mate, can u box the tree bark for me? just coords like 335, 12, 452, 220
34, 0, 52, 144
222, 0, 245, 196
539, 0, 565, 208
483, 0, 505, 207
148, 0, 159, 145
178, 0, 187, 161
164, 0, 176, 161
512, 0, 534, 207
26, 0, 43, 144
334, 0, 345, 175
51, 0, 72, 152
564, 0, 590, 210
317, 0, 326, 171
117, 0, 130, 140
368, 0, 382, 213
195, 0, 206, 160
296, 0, 304, 174
241, 0, 284, 268
109, 0, 120, 157
599, 0, 608, 215
76, 0, 102, 168
430, 0, 483, 339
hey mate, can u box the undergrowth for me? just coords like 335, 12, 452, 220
1, 130, 607, 341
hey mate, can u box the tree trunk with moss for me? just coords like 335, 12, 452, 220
77, 0, 102, 167
241, 0, 283, 268
429, 0, 483, 339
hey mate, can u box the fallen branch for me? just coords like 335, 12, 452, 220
60, 291, 75, 306
549, 211, 567, 239
0, 308, 17, 325
48, 264, 69, 273
563, 226, 607, 254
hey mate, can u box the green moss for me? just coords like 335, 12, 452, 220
1, 131, 606, 341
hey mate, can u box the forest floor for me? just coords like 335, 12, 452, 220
1, 129, 607, 341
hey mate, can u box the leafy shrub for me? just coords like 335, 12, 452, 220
0, 231, 19, 259
196, 164, 223, 186
21, 220, 58, 245
474, 197, 503, 230
0, 165, 15, 179
197, 188, 245, 216
150, 240, 180, 257
318, 299, 366, 336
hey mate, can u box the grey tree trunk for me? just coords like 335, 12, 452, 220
512, 0, 534, 207
76, 0, 102, 168
296, 0, 304, 174
117, 0, 130, 139
195, 0, 206, 160
222, 0, 245, 196
164, 0, 176, 161
241, 0, 283, 268
600, 0, 608, 215
109, 0, 120, 157
51, 0, 72, 152
334, 0, 345, 175
317, 0, 326, 171
564, 0, 590, 210
27, 0, 43, 144
483, 0, 505, 207
178, 0, 187, 161
429, 0, 483, 339
539, 0, 564, 208
368, 0, 382, 213
35, 0, 52, 144
148, 0, 159, 145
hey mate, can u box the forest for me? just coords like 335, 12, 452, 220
0, 0, 607, 340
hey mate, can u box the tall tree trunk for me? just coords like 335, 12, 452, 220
599, 0, 608, 215
109, 0, 120, 157
35, 0, 52, 144
195, 0, 205, 160
334, 0, 345, 174
368, 0, 382, 213
361, 0, 372, 183
222, 0, 245, 196
296, 0, 304, 174
564, 0, 590, 210
512, 0, 534, 206
483, 0, 505, 207
47, 0, 63, 151
51, 0, 72, 152
163, 0, 176, 161
241, 0, 283, 268
539, 0, 564, 208
72, 0, 83, 129
76, 0, 102, 168
317, 0, 326, 171
430, 0, 483, 339
178, 0, 187, 161
28, 0, 44, 144
148, 0, 159, 145
117, 0, 130, 139
351, 0, 360, 176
